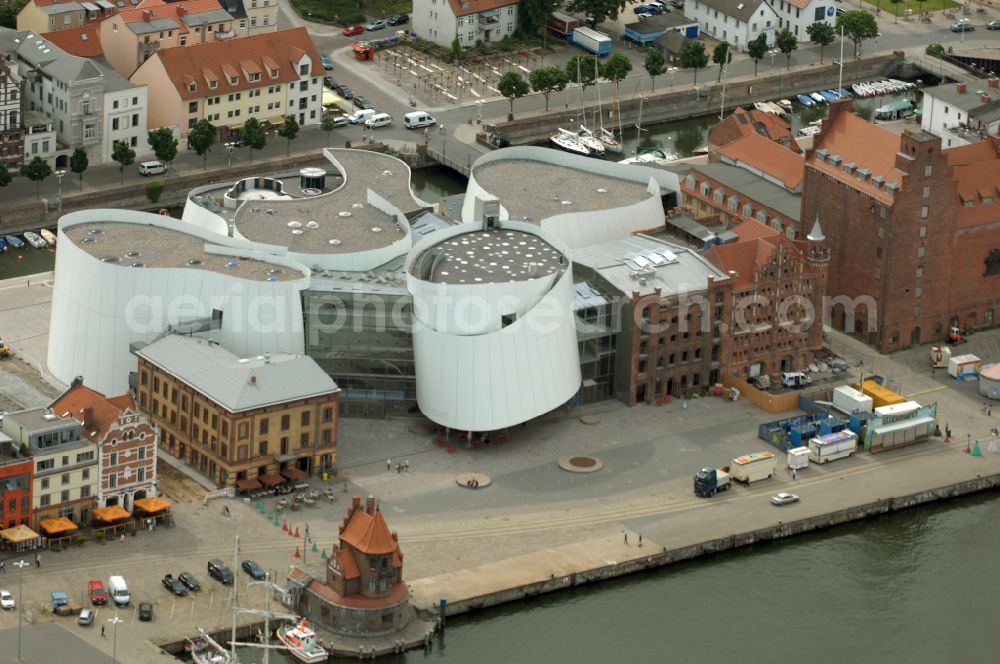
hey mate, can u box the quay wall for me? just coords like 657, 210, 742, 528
419, 472, 1000, 619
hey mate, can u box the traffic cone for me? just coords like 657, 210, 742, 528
289, 526, 297, 538
311, 541, 318, 553
294, 527, 300, 538
965, 439, 972, 453
272, 514, 279, 527
972, 440, 982, 457
293, 546, 300, 558
320, 548, 327, 559
282, 520, 289, 532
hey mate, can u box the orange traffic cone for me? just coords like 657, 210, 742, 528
289, 526, 297, 537
294, 526, 300, 538
282, 520, 289, 532
293, 546, 300, 558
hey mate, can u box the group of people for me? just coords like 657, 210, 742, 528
388, 459, 410, 473
465, 478, 481, 489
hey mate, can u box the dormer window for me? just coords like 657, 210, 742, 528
229, 75, 237, 85
209, 80, 217, 89
249, 73, 260, 82
270, 68, 278, 78
189, 82, 197, 92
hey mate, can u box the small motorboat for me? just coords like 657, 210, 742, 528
810, 92, 827, 104
819, 90, 839, 102
276, 618, 329, 664
39, 229, 57, 246
5, 235, 23, 249
0, 237, 6, 252
851, 83, 869, 97
619, 146, 676, 165
835, 88, 853, 99
594, 126, 623, 154
569, 127, 606, 157
549, 130, 591, 157
778, 99, 794, 113
23, 231, 46, 249
888, 78, 915, 90
797, 94, 816, 107
765, 101, 787, 116
754, 101, 779, 115
797, 124, 822, 138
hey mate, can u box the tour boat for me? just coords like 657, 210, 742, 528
39, 229, 57, 246
796, 94, 815, 107
187, 629, 236, 664
23, 231, 47, 249
276, 618, 328, 663
549, 130, 591, 157
874, 99, 916, 123
4, 235, 23, 249
567, 127, 606, 157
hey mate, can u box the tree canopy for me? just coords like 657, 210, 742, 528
775, 28, 797, 69
21, 156, 51, 198
111, 140, 136, 184
497, 71, 530, 117
747, 33, 768, 76
600, 52, 632, 98
529, 67, 570, 111
278, 115, 299, 157
188, 119, 217, 170
518, 0, 560, 35
242, 117, 267, 162
69, 147, 88, 191
712, 41, 732, 82
836, 11, 878, 57
679, 41, 709, 85
565, 54, 598, 89
644, 47, 667, 91
806, 21, 836, 64
564, 0, 627, 26
0, 163, 11, 189
321, 114, 338, 146
147, 127, 178, 168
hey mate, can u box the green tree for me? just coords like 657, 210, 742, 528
147, 127, 178, 171
188, 119, 217, 170
111, 140, 135, 185
712, 41, 732, 82
776, 28, 797, 70
20, 156, 51, 199
0, 0, 27, 29
68, 147, 88, 191
277, 115, 299, 157
600, 52, 632, 100
565, 0, 628, 26
565, 54, 598, 102
806, 21, 836, 64
450, 36, 464, 64
529, 66, 570, 111
644, 47, 667, 92
497, 71, 530, 119
746, 33, 768, 77
0, 163, 10, 188
679, 40, 709, 85
242, 117, 267, 162
836, 10, 878, 58
321, 114, 337, 147
518, 0, 559, 35
147, 180, 164, 204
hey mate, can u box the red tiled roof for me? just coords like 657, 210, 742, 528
710, 107, 801, 154
150, 27, 320, 101
730, 219, 780, 242
116, 0, 224, 31
719, 133, 805, 190
945, 140, 997, 167
707, 223, 810, 289
41, 24, 103, 57
810, 108, 903, 203
446, 0, 518, 17
341, 507, 400, 556
953, 161, 1000, 226
336, 549, 360, 579
50, 383, 132, 441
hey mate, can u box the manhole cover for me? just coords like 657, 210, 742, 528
557, 455, 603, 473
569, 456, 597, 468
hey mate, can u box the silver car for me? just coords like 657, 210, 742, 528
771, 492, 800, 506
78, 608, 94, 625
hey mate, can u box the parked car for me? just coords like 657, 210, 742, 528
951, 21, 974, 32
343, 24, 365, 36
353, 95, 374, 110
323, 76, 337, 89
337, 85, 354, 99
771, 492, 800, 506
88, 580, 107, 606
365, 19, 387, 31
162, 574, 188, 596
329, 114, 350, 127
207, 559, 234, 585
988, 20, 1000, 30
388, 13, 409, 25
226, 137, 245, 148
241, 560, 266, 580
0, 590, 14, 610
178, 572, 201, 592
77, 608, 94, 626
320, 53, 334, 70
138, 602, 153, 622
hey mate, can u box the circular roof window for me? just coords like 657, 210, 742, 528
287, 221, 302, 228
81, 237, 95, 244
126, 250, 140, 258
371, 227, 382, 233
306, 221, 320, 229
187, 259, 203, 266
338, 211, 352, 218
291, 229, 304, 235
131, 262, 144, 268
328, 239, 342, 246
352, 203, 364, 209
88, 228, 104, 235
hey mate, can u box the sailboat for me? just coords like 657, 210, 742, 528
188, 629, 237, 664
569, 127, 606, 157
594, 126, 622, 154
549, 129, 592, 157
586, 56, 622, 154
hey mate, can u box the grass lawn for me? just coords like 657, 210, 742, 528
865, 0, 961, 17
289, 0, 410, 26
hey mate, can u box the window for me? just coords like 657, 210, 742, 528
322, 407, 333, 423
40, 494, 50, 507
919, 225, 927, 238
915, 287, 922, 298
916, 266, 923, 278
37, 459, 54, 471
924, 165, 932, 177
41, 478, 49, 489
238, 422, 249, 439
84, 124, 96, 140
321, 429, 332, 444
61, 473, 70, 485
112, 118, 119, 130
258, 441, 268, 456
110, 452, 118, 466
81, 485, 91, 498
189, 101, 198, 114
917, 245, 925, 258
920, 206, 928, 218
109, 474, 117, 488
259, 419, 269, 435
923, 185, 931, 198
301, 411, 310, 427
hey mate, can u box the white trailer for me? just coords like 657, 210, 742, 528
787, 446, 810, 470
832, 385, 873, 415
948, 354, 981, 379
729, 452, 777, 485
569, 26, 612, 56
808, 430, 858, 464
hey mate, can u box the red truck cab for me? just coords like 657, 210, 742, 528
88, 580, 107, 605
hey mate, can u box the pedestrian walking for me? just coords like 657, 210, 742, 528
34, 553, 39, 568
624, 532, 629, 545
792, 468, 797, 481
1, 560, 5, 573
387, 458, 392, 471
638, 534, 643, 547
120, 533, 126, 545
101, 626, 106, 638
404, 460, 410, 471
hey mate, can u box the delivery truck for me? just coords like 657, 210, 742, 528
693, 467, 731, 497
729, 452, 777, 485
808, 430, 858, 463
832, 385, 873, 415
569, 26, 612, 56
787, 446, 810, 470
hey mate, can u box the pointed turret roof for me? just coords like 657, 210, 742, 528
807, 215, 825, 242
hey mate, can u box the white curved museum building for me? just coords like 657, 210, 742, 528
48, 209, 312, 396
406, 213, 581, 432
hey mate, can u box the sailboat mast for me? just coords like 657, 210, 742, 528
594, 56, 601, 131
232, 535, 239, 659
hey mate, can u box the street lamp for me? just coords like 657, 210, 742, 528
668, 66, 678, 87
476, 100, 482, 124
768, 48, 779, 70
14, 559, 27, 661
55, 169, 66, 197
225, 143, 235, 166
108, 613, 124, 663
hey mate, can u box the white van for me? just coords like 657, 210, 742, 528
781, 371, 811, 389
138, 161, 166, 176
403, 111, 436, 129
348, 109, 377, 124
108, 575, 130, 606
364, 112, 392, 129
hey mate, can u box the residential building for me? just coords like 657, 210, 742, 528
413, 0, 518, 49
219, 0, 279, 36
0, 27, 149, 164
100, 0, 241, 78
0, 408, 97, 528
765, 0, 834, 42
801, 99, 1000, 350
688, 0, 778, 51
96, 60, 150, 156
920, 77, 1000, 148
707, 106, 801, 156
0, 57, 24, 168
134, 334, 341, 488
50, 378, 157, 511
16, 0, 116, 35
290, 495, 410, 637
39, 24, 104, 57
0, 433, 34, 530
704, 218, 827, 378
572, 234, 730, 404
681, 133, 804, 237
129, 26, 323, 136
22, 111, 57, 166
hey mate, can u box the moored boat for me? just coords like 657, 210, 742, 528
778, 99, 794, 112
549, 130, 591, 157
796, 94, 815, 107
874, 99, 916, 123
618, 146, 676, 165
570, 127, 606, 157
39, 229, 57, 246
23, 231, 47, 249
594, 126, 623, 153
188, 629, 236, 664
276, 618, 328, 664
754, 101, 778, 115
819, 90, 839, 102
5, 235, 23, 249
810, 92, 826, 104
0, 237, 6, 252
